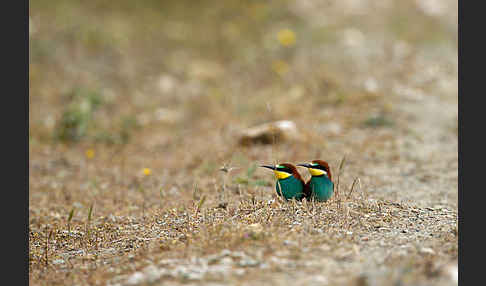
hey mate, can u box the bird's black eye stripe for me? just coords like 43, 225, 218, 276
277, 165, 292, 173
312, 164, 327, 171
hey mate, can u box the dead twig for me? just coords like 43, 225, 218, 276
335, 155, 346, 199
45, 228, 53, 267
347, 177, 361, 199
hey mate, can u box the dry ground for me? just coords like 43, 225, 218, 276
29, 1, 458, 285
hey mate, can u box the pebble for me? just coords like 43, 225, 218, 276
143, 265, 162, 283
238, 258, 260, 267
419, 247, 435, 255
283, 240, 297, 246
52, 259, 65, 265
125, 272, 145, 285
446, 263, 458, 284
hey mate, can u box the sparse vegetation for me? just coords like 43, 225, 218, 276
29, 0, 457, 285
54, 87, 103, 142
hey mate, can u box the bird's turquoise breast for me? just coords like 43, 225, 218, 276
309, 175, 333, 202
276, 176, 304, 201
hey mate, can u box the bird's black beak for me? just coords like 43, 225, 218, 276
297, 163, 313, 168
260, 165, 276, 170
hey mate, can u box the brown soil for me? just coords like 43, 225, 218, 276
29, 1, 458, 285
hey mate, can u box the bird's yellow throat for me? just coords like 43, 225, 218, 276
308, 168, 327, 176
274, 170, 292, 180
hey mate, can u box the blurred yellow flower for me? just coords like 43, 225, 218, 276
143, 168, 152, 176
277, 29, 296, 47
85, 149, 95, 159
272, 60, 290, 76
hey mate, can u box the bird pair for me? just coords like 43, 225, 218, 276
260, 160, 333, 202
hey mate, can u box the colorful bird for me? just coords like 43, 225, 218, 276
260, 163, 307, 201
297, 160, 334, 202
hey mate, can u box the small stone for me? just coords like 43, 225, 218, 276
238, 120, 300, 146
419, 247, 435, 255
283, 240, 297, 246
125, 272, 145, 285
220, 249, 232, 257
220, 257, 233, 265
238, 258, 260, 267
230, 251, 246, 259
445, 263, 458, 284
364, 77, 379, 93
52, 259, 65, 265
185, 271, 204, 281
143, 265, 162, 283
157, 74, 177, 93
309, 275, 328, 284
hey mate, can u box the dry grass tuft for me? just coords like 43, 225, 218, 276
30, 0, 457, 285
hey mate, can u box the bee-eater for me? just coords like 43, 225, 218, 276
297, 160, 334, 202
260, 163, 307, 201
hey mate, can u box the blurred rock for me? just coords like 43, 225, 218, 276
52, 259, 65, 265
125, 272, 145, 285
419, 247, 435, 255
305, 275, 328, 286
143, 265, 163, 283
364, 77, 379, 93
283, 240, 297, 246
445, 263, 458, 284
238, 120, 300, 146
237, 257, 260, 267
157, 75, 177, 94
